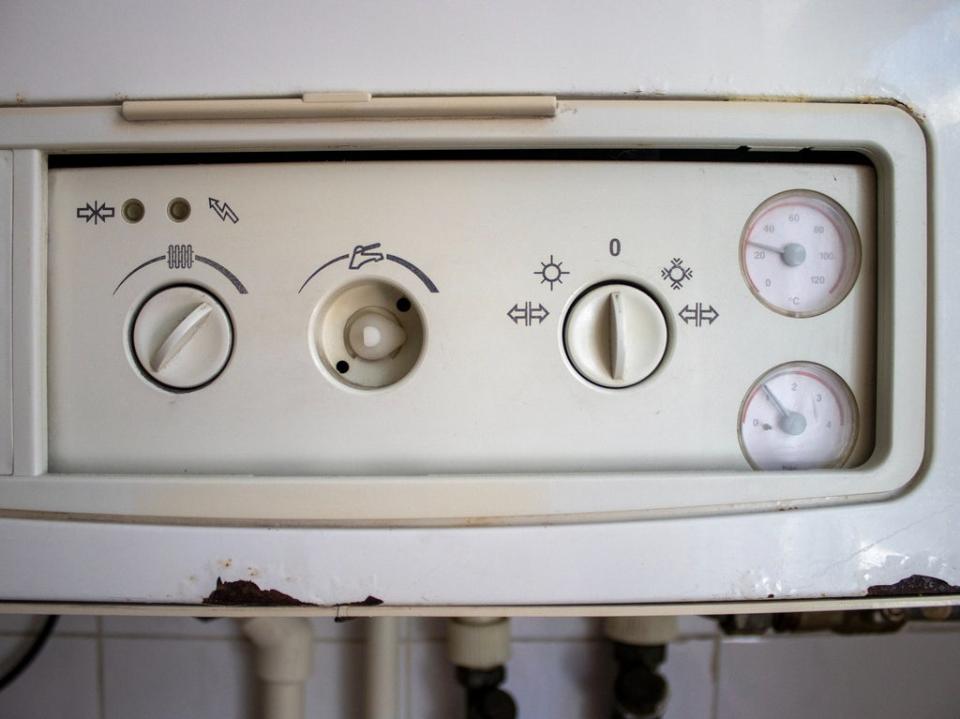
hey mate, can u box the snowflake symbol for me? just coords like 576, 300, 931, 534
660, 258, 693, 290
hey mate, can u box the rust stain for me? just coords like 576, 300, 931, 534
866, 574, 960, 597
345, 595, 383, 607
334, 595, 384, 623
203, 577, 313, 606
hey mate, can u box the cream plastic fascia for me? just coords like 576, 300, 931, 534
0, 100, 927, 525
121, 93, 559, 120
0, 151, 11, 475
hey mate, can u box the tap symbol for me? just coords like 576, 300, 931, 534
348, 242, 385, 270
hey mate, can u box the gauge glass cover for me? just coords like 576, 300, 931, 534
739, 361, 859, 470
740, 190, 861, 317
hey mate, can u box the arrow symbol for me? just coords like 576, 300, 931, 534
529, 304, 550, 324
678, 304, 699, 325
700, 305, 719, 325
208, 197, 239, 223
507, 303, 528, 325
678, 303, 719, 327
507, 302, 550, 327
76, 201, 115, 224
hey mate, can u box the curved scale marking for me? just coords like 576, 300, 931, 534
298, 254, 349, 294
113, 255, 167, 295
194, 255, 248, 294
385, 254, 439, 293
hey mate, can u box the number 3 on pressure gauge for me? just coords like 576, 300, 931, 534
740, 190, 861, 317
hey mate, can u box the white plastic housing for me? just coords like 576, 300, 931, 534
0, 100, 926, 526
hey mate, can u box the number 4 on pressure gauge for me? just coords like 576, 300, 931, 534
740, 190, 861, 317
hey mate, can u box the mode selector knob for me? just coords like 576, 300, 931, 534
563, 283, 668, 388
130, 285, 234, 391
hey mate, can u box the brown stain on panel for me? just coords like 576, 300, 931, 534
343, 595, 383, 607
203, 577, 314, 606
866, 574, 960, 597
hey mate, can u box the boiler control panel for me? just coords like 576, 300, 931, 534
0, 99, 917, 526
47, 160, 877, 478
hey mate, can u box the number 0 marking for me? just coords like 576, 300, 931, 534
609, 238, 621, 257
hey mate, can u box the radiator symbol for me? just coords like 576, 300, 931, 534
167, 244, 194, 269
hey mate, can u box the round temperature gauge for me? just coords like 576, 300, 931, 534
740, 190, 861, 317
739, 362, 859, 470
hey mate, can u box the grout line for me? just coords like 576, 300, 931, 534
404, 622, 413, 719
709, 636, 722, 719
96, 617, 106, 719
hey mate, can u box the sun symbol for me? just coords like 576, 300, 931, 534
534, 255, 570, 290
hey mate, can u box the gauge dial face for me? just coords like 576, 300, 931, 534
740, 190, 861, 317
739, 362, 859, 470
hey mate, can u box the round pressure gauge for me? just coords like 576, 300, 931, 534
740, 190, 861, 317
739, 362, 859, 470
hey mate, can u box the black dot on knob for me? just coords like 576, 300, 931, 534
336, 360, 350, 373
396, 297, 411, 313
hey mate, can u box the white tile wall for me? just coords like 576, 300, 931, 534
0, 614, 957, 718
715, 632, 960, 719
0, 635, 100, 719
102, 637, 255, 719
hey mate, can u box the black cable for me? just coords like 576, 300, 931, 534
0, 615, 59, 692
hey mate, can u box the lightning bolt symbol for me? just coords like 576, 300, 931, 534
208, 197, 239, 223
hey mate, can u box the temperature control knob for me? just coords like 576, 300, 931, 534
130, 285, 233, 391
563, 283, 668, 388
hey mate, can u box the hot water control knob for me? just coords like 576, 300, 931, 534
345, 310, 408, 361
313, 280, 425, 390
563, 283, 668, 388
130, 285, 234, 391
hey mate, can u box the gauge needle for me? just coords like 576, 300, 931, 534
748, 241, 785, 255
747, 240, 807, 267
761, 383, 807, 436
